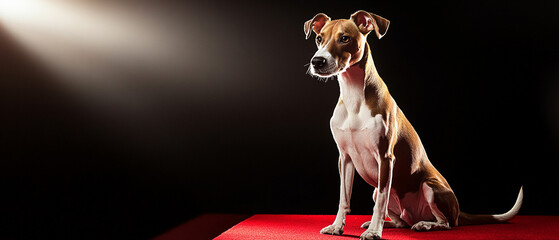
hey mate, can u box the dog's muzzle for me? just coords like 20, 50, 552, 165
311, 56, 327, 69
310, 57, 338, 77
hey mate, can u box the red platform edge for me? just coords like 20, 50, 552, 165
153, 214, 251, 240
214, 214, 559, 240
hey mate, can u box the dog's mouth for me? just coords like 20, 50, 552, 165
313, 70, 337, 78
310, 64, 340, 78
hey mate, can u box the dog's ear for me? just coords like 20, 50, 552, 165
304, 13, 331, 39
350, 10, 390, 39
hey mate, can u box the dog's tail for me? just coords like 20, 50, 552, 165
458, 186, 523, 226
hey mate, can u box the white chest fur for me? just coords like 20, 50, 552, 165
330, 74, 387, 187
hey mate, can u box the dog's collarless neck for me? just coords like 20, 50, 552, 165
341, 43, 379, 88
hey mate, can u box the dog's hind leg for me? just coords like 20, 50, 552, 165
411, 180, 459, 231
361, 189, 409, 229
361, 212, 408, 229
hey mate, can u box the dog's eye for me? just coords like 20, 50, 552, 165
316, 36, 322, 43
340, 36, 351, 43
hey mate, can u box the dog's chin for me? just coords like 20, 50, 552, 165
311, 67, 341, 78
313, 72, 337, 78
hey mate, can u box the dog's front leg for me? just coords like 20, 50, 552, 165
383, 106, 398, 161
320, 155, 354, 235
361, 154, 394, 240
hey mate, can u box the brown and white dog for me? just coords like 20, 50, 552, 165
304, 10, 523, 240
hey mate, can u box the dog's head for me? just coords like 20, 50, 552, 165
304, 10, 389, 78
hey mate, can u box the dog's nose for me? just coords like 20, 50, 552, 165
311, 57, 327, 69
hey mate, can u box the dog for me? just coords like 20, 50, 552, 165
304, 10, 523, 240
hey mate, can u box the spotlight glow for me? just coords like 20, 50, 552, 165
0, 0, 42, 21
0, 0, 255, 112
0, 0, 175, 78
0, 0, 189, 112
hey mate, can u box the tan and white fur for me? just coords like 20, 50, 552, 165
304, 10, 523, 240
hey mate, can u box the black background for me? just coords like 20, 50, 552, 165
1, 0, 558, 239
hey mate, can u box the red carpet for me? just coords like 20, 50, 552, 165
214, 215, 559, 240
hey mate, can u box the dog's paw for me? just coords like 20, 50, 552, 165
411, 221, 450, 232
360, 221, 371, 229
411, 221, 431, 231
360, 229, 382, 240
320, 224, 344, 235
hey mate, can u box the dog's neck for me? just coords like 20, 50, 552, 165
338, 43, 388, 111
